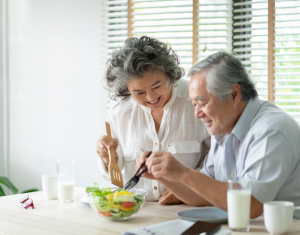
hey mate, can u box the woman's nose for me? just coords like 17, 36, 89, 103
146, 90, 156, 101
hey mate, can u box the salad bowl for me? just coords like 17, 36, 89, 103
87, 184, 147, 221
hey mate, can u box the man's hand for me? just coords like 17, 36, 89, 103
158, 190, 183, 205
145, 151, 190, 182
134, 151, 156, 180
96, 136, 118, 165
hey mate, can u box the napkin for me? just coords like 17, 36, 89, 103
121, 219, 231, 235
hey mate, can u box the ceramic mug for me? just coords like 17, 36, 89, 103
264, 201, 300, 234
42, 175, 58, 200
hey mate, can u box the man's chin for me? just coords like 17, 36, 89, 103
207, 127, 218, 136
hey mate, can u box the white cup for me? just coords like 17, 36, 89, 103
264, 201, 300, 234
42, 175, 58, 200
227, 178, 252, 232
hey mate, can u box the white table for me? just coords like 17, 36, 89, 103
0, 187, 300, 235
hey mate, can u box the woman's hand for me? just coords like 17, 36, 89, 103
158, 190, 183, 205
96, 135, 118, 165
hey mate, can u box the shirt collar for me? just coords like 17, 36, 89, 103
231, 97, 261, 142
215, 134, 229, 148
139, 84, 178, 113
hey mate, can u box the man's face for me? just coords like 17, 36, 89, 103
189, 72, 236, 136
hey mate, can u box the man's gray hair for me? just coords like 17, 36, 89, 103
188, 51, 258, 102
104, 36, 184, 101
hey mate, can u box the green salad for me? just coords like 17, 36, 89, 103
86, 183, 143, 220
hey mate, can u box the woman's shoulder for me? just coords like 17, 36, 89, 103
109, 97, 136, 116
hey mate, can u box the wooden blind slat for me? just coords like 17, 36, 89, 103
268, 0, 275, 102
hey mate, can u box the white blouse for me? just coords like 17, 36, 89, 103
98, 79, 210, 201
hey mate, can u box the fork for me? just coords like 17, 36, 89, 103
124, 151, 152, 190
105, 122, 124, 188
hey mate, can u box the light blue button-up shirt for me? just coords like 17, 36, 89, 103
200, 97, 300, 218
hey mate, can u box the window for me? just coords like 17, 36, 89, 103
197, 0, 232, 62
232, 0, 268, 100
274, 0, 300, 122
107, 0, 128, 55
132, 0, 193, 71
107, 0, 300, 123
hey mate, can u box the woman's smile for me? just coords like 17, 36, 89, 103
146, 96, 161, 107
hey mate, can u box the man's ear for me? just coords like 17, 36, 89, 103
231, 84, 242, 103
232, 90, 238, 100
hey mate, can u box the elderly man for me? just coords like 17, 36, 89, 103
137, 51, 300, 219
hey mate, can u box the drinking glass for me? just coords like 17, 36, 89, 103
56, 160, 76, 203
227, 178, 252, 232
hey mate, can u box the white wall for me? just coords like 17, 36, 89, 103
6, 0, 112, 193
0, 0, 6, 179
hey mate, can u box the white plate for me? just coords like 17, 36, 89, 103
178, 207, 228, 223
80, 197, 90, 206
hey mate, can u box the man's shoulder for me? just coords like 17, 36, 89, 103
249, 100, 300, 144
253, 100, 298, 129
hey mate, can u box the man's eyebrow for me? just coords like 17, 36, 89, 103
188, 96, 206, 101
133, 80, 162, 92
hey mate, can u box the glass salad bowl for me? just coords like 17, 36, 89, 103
87, 184, 147, 221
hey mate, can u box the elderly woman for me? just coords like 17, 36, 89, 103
96, 36, 210, 203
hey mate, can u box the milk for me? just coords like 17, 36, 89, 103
227, 190, 251, 229
57, 182, 75, 202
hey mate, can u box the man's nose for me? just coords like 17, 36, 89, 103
195, 106, 205, 119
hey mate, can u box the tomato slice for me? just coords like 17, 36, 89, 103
98, 210, 112, 217
122, 202, 135, 208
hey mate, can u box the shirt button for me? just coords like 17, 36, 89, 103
155, 142, 158, 146
154, 186, 157, 190
230, 173, 234, 177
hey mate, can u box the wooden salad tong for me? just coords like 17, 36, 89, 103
105, 122, 124, 188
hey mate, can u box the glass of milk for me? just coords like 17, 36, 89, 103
56, 160, 76, 203
227, 178, 251, 232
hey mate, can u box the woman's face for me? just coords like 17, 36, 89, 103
127, 70, 172, 111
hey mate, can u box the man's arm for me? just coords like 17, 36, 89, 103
142, 151, 263, 218
162, 168, 263, 218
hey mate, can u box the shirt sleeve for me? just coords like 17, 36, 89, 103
242, 129, 296, 204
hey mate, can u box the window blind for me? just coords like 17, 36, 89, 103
274, 0, 300, 122
197, 0, 232, 63
105, 0, 300, 124
107, 0, 128, 55
131, 0, 193, 72
232, 0, 269, 100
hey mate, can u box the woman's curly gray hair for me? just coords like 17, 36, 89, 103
104, 36, 184, 101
